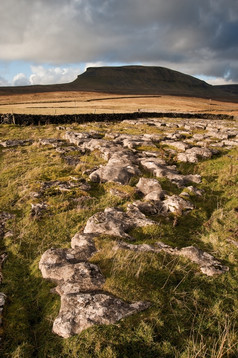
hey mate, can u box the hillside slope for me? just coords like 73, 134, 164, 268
215, 84, 238, 95
0, 65, 236, 100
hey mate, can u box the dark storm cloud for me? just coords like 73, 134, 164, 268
0, 0, 237, 81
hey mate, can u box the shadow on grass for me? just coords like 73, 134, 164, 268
1, 252, 63, 358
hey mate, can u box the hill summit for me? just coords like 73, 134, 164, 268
70, 65, 213, 96
0, 65, 236, 99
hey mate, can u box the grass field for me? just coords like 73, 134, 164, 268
0, 91, 238, 116
0, 111, 237, 357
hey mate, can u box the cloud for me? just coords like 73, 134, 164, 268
29, 66, 82, 85
0, 0, 237, 81
13, 73, 30, 86
10, 65, 82, 86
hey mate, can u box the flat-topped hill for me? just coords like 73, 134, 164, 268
0, 65, 237, 101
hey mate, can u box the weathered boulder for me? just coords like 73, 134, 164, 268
71, 233, 97, 258
39, 247, 105, 293
136, 178, 164, 200
89, 152, 140, 185
178, 246, 229, 276
39, 233, 150, 338
39, 138, 65, 147
177, 147, 213, 163
130, 200, 164, 216
64, 131, 103, 146
84, 206, 155, 239
162, 195, 194, 214
161, 140, 190, 151
138, 157, 201, 187
53, 293, 150, 338
0, 139, 33, 147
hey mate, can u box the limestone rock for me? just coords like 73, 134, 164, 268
40, 234, 150, 338
130, 200, 164, 216
178, 246, 229, 276
138, 157, 200, 187
84, 206, 155, 239
178, 147, 213, 163
0, 139, 33, 147
39, 248, 105, 292
114, 241, 229, 276
53, 293, 150, 338
161, 140, 189, 151
162, 195, 194, 214
71, 233, 97, 258
180, 186, 203, 197
89, 152, 140, 185
39, 138, 65, 147
136, 178, 164, 199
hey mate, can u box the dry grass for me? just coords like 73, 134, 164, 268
0, 91, 238, 116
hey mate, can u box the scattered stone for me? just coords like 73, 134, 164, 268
31, 203, 48, 218
40, 231, 150, 338
131, 200, 164, 216
161, 140, 189, 151
40, 249, 105, 292
177, 147, 213, 163
114, 241, 229, 276
180, 186, 203, 197
84, 206, 155, 239
39, 138, 65, 147
136, 178, 164, 200
0, 139, 33, 147
71, 233, 97, 257
162, 195, 194, 214
89, 152, 140, 185
139, 157, 201, 187
0, 212, 14, 239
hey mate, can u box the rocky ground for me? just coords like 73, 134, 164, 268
0, 116, 237, 357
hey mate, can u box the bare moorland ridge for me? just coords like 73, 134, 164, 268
0, 65, 237, 100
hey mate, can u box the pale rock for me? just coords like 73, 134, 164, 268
136, 178, 164, 199
114, 242, 229, 277
84, 206, 155, 239
53, 293, 150, 338
162, 195, 194, 214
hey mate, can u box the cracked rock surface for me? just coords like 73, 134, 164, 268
39, 233, 150, 338
84, 206, 155, 239
38, 116, 236, 339
53, 292, 150, 338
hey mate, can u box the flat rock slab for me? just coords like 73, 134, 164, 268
53, 293, 150, 338
89, 151, 140, 185
0, 139, 34, 147
39, 233, 150, 338
84, 206, 155, 239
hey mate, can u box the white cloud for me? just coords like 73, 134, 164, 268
12, 73, 30, 86
29, 66, 82, 85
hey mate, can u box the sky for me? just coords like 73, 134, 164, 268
0, 0, 237, 86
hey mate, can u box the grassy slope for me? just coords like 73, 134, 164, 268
0, 121, 237, 358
